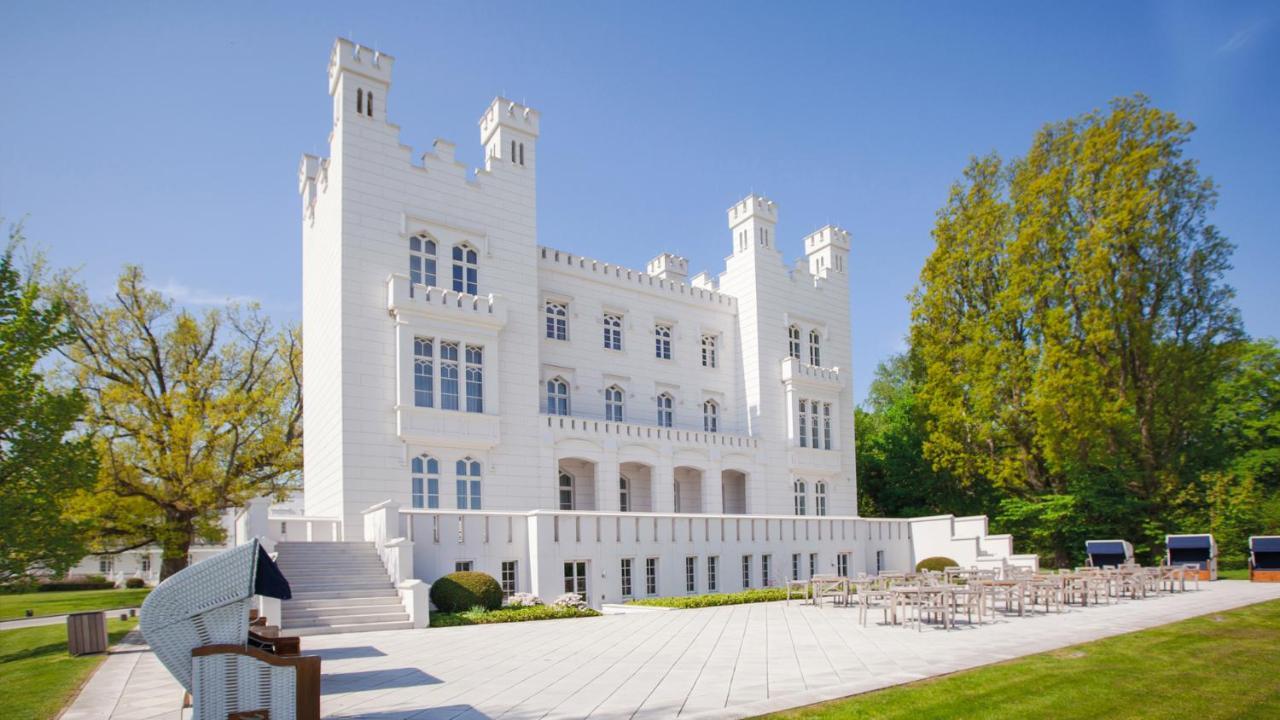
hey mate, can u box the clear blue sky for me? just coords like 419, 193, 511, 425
2, 2, 1276, 403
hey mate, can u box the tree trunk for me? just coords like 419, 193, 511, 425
158, 517, 197, 581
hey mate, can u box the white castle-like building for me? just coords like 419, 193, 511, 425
290, 38, 1032, 609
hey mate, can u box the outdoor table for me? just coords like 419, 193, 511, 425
977, 579, 1025, 617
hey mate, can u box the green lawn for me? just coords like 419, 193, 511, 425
0, 589, 151, 621
1219, 568, 1250, 580
0, 617, 137, 720
761, 599, 1280, 720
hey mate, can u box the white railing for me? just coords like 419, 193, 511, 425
545, 414, 758, 449
780, 357, 842, 385
386, 273, 507, 323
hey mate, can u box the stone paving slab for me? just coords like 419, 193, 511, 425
63, 580, 1280, 720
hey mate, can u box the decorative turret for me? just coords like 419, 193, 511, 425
328, 38, 394, 124
804, 225, 850, 277
727, 194, 778, 255
646, 253, 689, 282
480, 97, 540, 172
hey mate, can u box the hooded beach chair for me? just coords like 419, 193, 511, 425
1165, 534, 1217, 581
1084, 539, 1133, 568
1250, 536, 1280, 582
140, 539, 319, 720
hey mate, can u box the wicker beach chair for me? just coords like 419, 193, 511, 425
140, 539, 317, 720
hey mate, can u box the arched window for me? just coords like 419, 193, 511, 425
815, 481, 828, 516
656, 392, 674, 428
456, 457, 482, 509
410, 455, 439, 509
409, 234, 437, 288
798, 400, 810, 448
452, 244, 479, 294
701, 334, 717, 368
619, 475, 630, 512
366, 90, 374, 117
809, 330, 821, 366
605, 385, 625, 422
703, 399, 719, 433
547, 377, 570, 416
356, 88, 363, 115
603, 313, 622, 350
788, 325, 801, 360
465, 345, 484, 413
654, 324, 672, 360
794, 479, 807, 516
413, 336, 433, 408
558, 471, 575, 510
440, 342, 459, 410
545, 301, 568, 340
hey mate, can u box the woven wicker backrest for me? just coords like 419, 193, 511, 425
140, 540, 259, 691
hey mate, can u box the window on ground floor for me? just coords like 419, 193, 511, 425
809, 552, 818, 578
707, 556, 719, 592
455, 560, 474, 572
741, 554, 752, 589
645, 558, 658, 595
685, 556, 697, 594
501, 560, 517, 598
564, 560, 587, 597
762, 554, 772, 588
792, 552, 802, 581
621, 558, 633, 597
837, 553, 849, 578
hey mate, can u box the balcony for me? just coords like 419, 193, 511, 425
780, 357, 843, 389
386, 273, 507, 329
544, 415, 758, 450
399, 405, 501, 450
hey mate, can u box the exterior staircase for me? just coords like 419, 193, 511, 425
274, 541, 411, 636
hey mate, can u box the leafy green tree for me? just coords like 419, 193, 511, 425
57, 266, 302, 579
0, 228, 97, 583
1208, 339, 1280, 489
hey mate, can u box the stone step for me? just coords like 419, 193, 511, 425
283, 603, 406, 620
288, 578, 393, 590
284, 595, 403, 610
289, 620, 415, 637
280, 571, 392, 582
288, 588, 400, 601
284, 611, 410, 626
275, 541, 374, 548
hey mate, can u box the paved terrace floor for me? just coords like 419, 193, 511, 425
64, 580, 1280, 720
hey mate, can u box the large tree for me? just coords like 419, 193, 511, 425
0, 228, 98, 583
910, 96, 1243, 564
58, 266, 302, 579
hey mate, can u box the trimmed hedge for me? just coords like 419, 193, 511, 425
429, 571, 503, 613
124, 577, 147, 589
38, 579, 115, 592
915, 556, 959, 573
627, 587, 789, 609
431, 604, 600, 627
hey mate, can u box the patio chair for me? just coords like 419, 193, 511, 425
1250, 536, 1280, 582
1165, 534, 1216, 582
140, 539, 318, 720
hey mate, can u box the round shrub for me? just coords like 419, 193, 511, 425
430, 571, 503, 612
915, 556, 959, 573
125, 577, 147, 589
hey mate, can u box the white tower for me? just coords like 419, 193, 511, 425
803, 226, 851, 278
727, 194, 779, 256
480, 97, 540, 171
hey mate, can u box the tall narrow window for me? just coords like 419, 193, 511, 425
545, 301, 568, 340
809, 330, 822, 366
645, 558, 658, 595
822, 403, 832, 449
603, 313, 622, 350
656, 393, 674, 428
501, 561, 517, 598
411, 455, 439, 509
792, 553, 801, 580
619, 476, 630, 512
809, 553, 818, 578
413, 337, 434, 408
794, 479, 807, 516
465, 345, 484, 413
409, 235, 437, 287
702, 399, 719, 433
366, 90, 373, 117
547, 377, 570, 416
837, 553, 850, 577
762, 555, 772, 587
518, 143, 525, 166
440, 342, 459, 410
788, 325, 801, 360
510, 140, 517, 163
456, 458, 482, 510
685, 556, 697, 593
742, 555, 752, 589
654, 324, 672, 360
621, 558, 633, 597
815, 481, 828, 516
809, 402, 821, 449
452, 244, 479, 294
605, 385, 625, 422
356, 88, 363, 115
558, 471, 575, 510
707, 556, 719, 592
798, 400, 810, 448
701, 334, 717, 368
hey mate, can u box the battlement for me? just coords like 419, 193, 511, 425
726, 194, 778, 229
804, 225, 851, 253
646, 253, 688, 281
480, 97, 541, 144
328, 38, 394, 95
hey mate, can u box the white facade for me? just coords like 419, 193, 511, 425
299, 39, 1032, 606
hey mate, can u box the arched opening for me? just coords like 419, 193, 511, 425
674, 466, 704, 514
722, 469, 748, 514
620, 462, 653, 512
557, 458, 596, 510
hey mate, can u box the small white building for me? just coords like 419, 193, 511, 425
296, 39, 1032, 606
